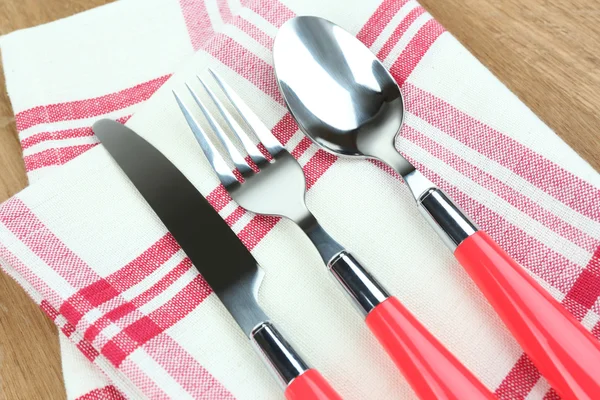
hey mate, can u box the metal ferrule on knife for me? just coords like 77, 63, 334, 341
250, 322, 309, 389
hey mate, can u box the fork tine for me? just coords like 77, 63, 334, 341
208, 69, 284, 156
197, 76, 269, 167
173, 90, 238, 187
185, 83, 254, 177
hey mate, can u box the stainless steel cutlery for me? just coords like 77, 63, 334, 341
93, 119, 342, 400
93, 15, 600, 400
174, 70, 494, 399
273, 15, 600, 400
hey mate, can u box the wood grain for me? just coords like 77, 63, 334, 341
0, 0, 598, 399
419, 0, 600, 172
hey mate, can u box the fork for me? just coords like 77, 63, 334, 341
174, 70, 495, 400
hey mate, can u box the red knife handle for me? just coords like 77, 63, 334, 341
251, 322, 343, 399
328, 252, 492, 399
285, 369, 343, 400
455, 231, 600, 400
366, 297, 495, 400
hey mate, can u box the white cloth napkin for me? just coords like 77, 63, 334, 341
2, 0, 599, 399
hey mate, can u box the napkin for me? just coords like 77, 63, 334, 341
2, 0, 600, 399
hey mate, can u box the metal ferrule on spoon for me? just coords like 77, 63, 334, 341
274, 15, 600, 400
408, 177, 479, 250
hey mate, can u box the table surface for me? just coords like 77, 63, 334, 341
0, 0, 599, 398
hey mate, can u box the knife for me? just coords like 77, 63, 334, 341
93, 119, 342, 400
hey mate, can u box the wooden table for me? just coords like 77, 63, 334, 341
0, 0, 598, 398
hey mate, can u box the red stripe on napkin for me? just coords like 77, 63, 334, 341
119, 359, 171, 399
496, 355, 540, 399
209, 36, 282, 102
76, 385, 126, 400
0, 199, 102, 288
402, 126, 599, 252
237, 215, 280, 250
100, 274, 211, 366
241, 0, 294, 28
377, 6, 427, 60
272, 113, 299, 145
15, 76, 169, 132
86, 258, 193, 343
145, 334, 236, 399
22, 127, 96, 150
225, 206, 246, 226
181, 0, 286, 53
179, 0, 215, 51
206, 185, 234, 212
106, 234, 180, 293
0, 244, 64, 308
24, 144, 98, 171
543, 390, 561, 400
234, 18, 273, 49
559, 246, 600, 320
0, 199, 231, 397
404, 83, 600, 222
390, 18, 446, 85
57, 233, 180, 329
21, 116, 130, 150
357, 0, 412, 47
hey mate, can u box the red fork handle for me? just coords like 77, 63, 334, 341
328, 252, 492, 399
455, 231, 600, 400
285, 369, 343, 400
366, 297, 495, 400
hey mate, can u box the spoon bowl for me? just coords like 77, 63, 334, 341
273, 16, 413, 175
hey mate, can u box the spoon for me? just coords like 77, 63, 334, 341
273, 16, 600, 400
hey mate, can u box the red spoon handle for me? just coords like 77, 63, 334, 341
366, 296, 495, 400
285, 369, 343, 400
455, 231, 600, 400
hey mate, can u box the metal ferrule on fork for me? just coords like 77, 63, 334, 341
304, 222, 390, 317
328, 252, 389, 317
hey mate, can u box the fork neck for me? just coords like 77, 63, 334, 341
302, 216, 390, 317
302, 218, 344, 264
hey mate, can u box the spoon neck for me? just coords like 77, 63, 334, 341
376, 145, 415, 179
375, 147, 436, 201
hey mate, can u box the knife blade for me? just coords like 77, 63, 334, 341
94, 118, 266, 335
92, 119, 341, 400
